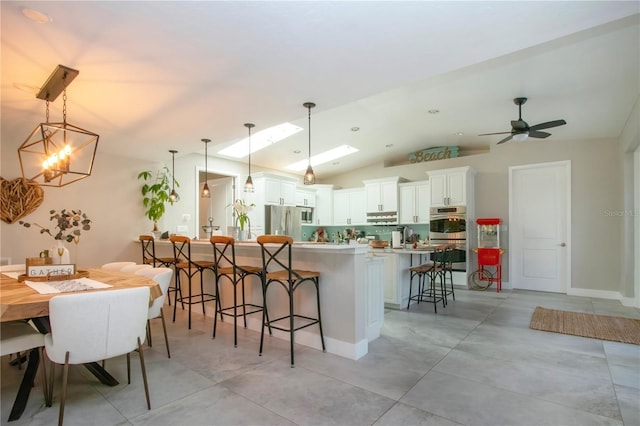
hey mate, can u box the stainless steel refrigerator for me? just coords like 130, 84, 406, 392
264, 205, 303, 241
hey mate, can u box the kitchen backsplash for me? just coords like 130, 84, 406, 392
301, 224, 430, 243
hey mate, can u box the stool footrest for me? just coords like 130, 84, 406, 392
219, 304, 263, 318
175, 293, 217, 305
265, 314, 320, 333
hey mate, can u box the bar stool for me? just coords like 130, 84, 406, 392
169, 236, 219, 329
407, 245, 446, 313
139, 234, 179, 306
210, 236, 269, 347
257, 235, 325, 367
440, 244, 456, 304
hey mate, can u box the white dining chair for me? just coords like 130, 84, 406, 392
120, 264, 152, 274
1, 321, 50, 420
44, 287, 151, 426
100, 261, 136, 271
135, 267, 173, 358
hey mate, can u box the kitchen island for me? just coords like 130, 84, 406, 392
152, 240, 384, 360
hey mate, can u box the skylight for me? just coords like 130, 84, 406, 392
218, 122, 303, 158
285, 145, 359, 172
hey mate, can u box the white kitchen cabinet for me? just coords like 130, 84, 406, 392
312, 184, 333, 225
295, 188, 316, 207
427, 167, 474, 207
333, 188, 366, 226
363, 177, 405, 213
370, 251, 411, 308
399, 180, 430, 224
254, 173, 296, 206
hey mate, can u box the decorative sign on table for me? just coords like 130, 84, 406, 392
409, 146, 459, 163
27, 264, 76, 278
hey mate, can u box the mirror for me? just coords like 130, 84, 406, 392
195, 167, 237, 240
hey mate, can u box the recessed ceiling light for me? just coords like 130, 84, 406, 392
284, 145, 359, 172
428, 109, 440, 114
21, 7, 51, 23
332, 161, 340, 166
385, 144, 394, 148
218, 122, 303, 158
351, 127, 360, 132
455, 132, 464, 136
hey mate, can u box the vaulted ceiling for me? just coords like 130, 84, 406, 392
2, 2, 638, 180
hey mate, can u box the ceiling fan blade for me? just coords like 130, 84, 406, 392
529, 119, 567, 131
511, 119, 528, 131
496, 134, 514, 144
529, 130, 551, 139
478, 131, 512, 136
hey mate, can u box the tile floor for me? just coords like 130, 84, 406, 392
2, 288, 639, 426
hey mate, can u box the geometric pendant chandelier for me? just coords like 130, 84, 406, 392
18, 65, 99, 187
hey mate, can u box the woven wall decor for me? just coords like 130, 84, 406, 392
1, 177, 45, 224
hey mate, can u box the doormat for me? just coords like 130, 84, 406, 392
529, 306, 640, 345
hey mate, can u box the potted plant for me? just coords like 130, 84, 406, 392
137, 166, 179, 233
230, 199, 254, 240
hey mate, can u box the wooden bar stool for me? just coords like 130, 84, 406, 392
139, 234, 180, 307
407, 245, 446, 313
257, 235, 325, 367
169, 236, 219, 329
210, 236, 270, 347
440, 244, 456, 304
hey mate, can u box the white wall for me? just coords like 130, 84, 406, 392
1, 150, 152, 267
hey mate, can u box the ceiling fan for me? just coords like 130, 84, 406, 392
479, 97, 567, 144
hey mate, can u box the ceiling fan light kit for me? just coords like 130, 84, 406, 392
479, 97, 566, 145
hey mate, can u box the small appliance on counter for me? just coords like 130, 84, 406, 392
391, 231, 402, 248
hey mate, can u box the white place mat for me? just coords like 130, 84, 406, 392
24, 277, 113, 294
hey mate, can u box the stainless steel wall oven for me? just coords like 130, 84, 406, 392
430, 206, 467, 271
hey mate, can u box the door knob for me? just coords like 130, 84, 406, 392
560, 242, 566, 247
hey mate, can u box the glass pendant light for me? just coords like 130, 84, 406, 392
303, 102, 316, 185
169, 149, 179, 202
244, 123, 255, 192
201, 138, 211, 198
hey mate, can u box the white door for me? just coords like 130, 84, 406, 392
509, 161, 570, 293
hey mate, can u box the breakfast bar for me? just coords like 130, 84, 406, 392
153, 240, 384, 360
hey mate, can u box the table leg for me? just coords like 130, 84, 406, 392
7, 347, 39, 421
83, 362, 119, 386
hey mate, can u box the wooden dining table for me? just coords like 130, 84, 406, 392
0, 267, 162, 421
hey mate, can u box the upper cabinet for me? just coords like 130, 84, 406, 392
312, 184, 333, 226
253, 173, 297, 206
333, 188, 366, 226
363, 177, 405, 213
295, 188, 316, 207
427, 167, 475, 207
399, 180, 430, 224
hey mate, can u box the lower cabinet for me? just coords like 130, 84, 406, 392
370, 251, 412, 309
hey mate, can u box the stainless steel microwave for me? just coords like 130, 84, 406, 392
300, 207, 314, 224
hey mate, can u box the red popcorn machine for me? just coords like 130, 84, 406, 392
470, 218, 504, 292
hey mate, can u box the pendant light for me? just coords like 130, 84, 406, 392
168, 149, 179, 202
244, 123, 255, 192
18, 65, 99, 187
201, 138, 211, 198
303, 102, 316, 185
